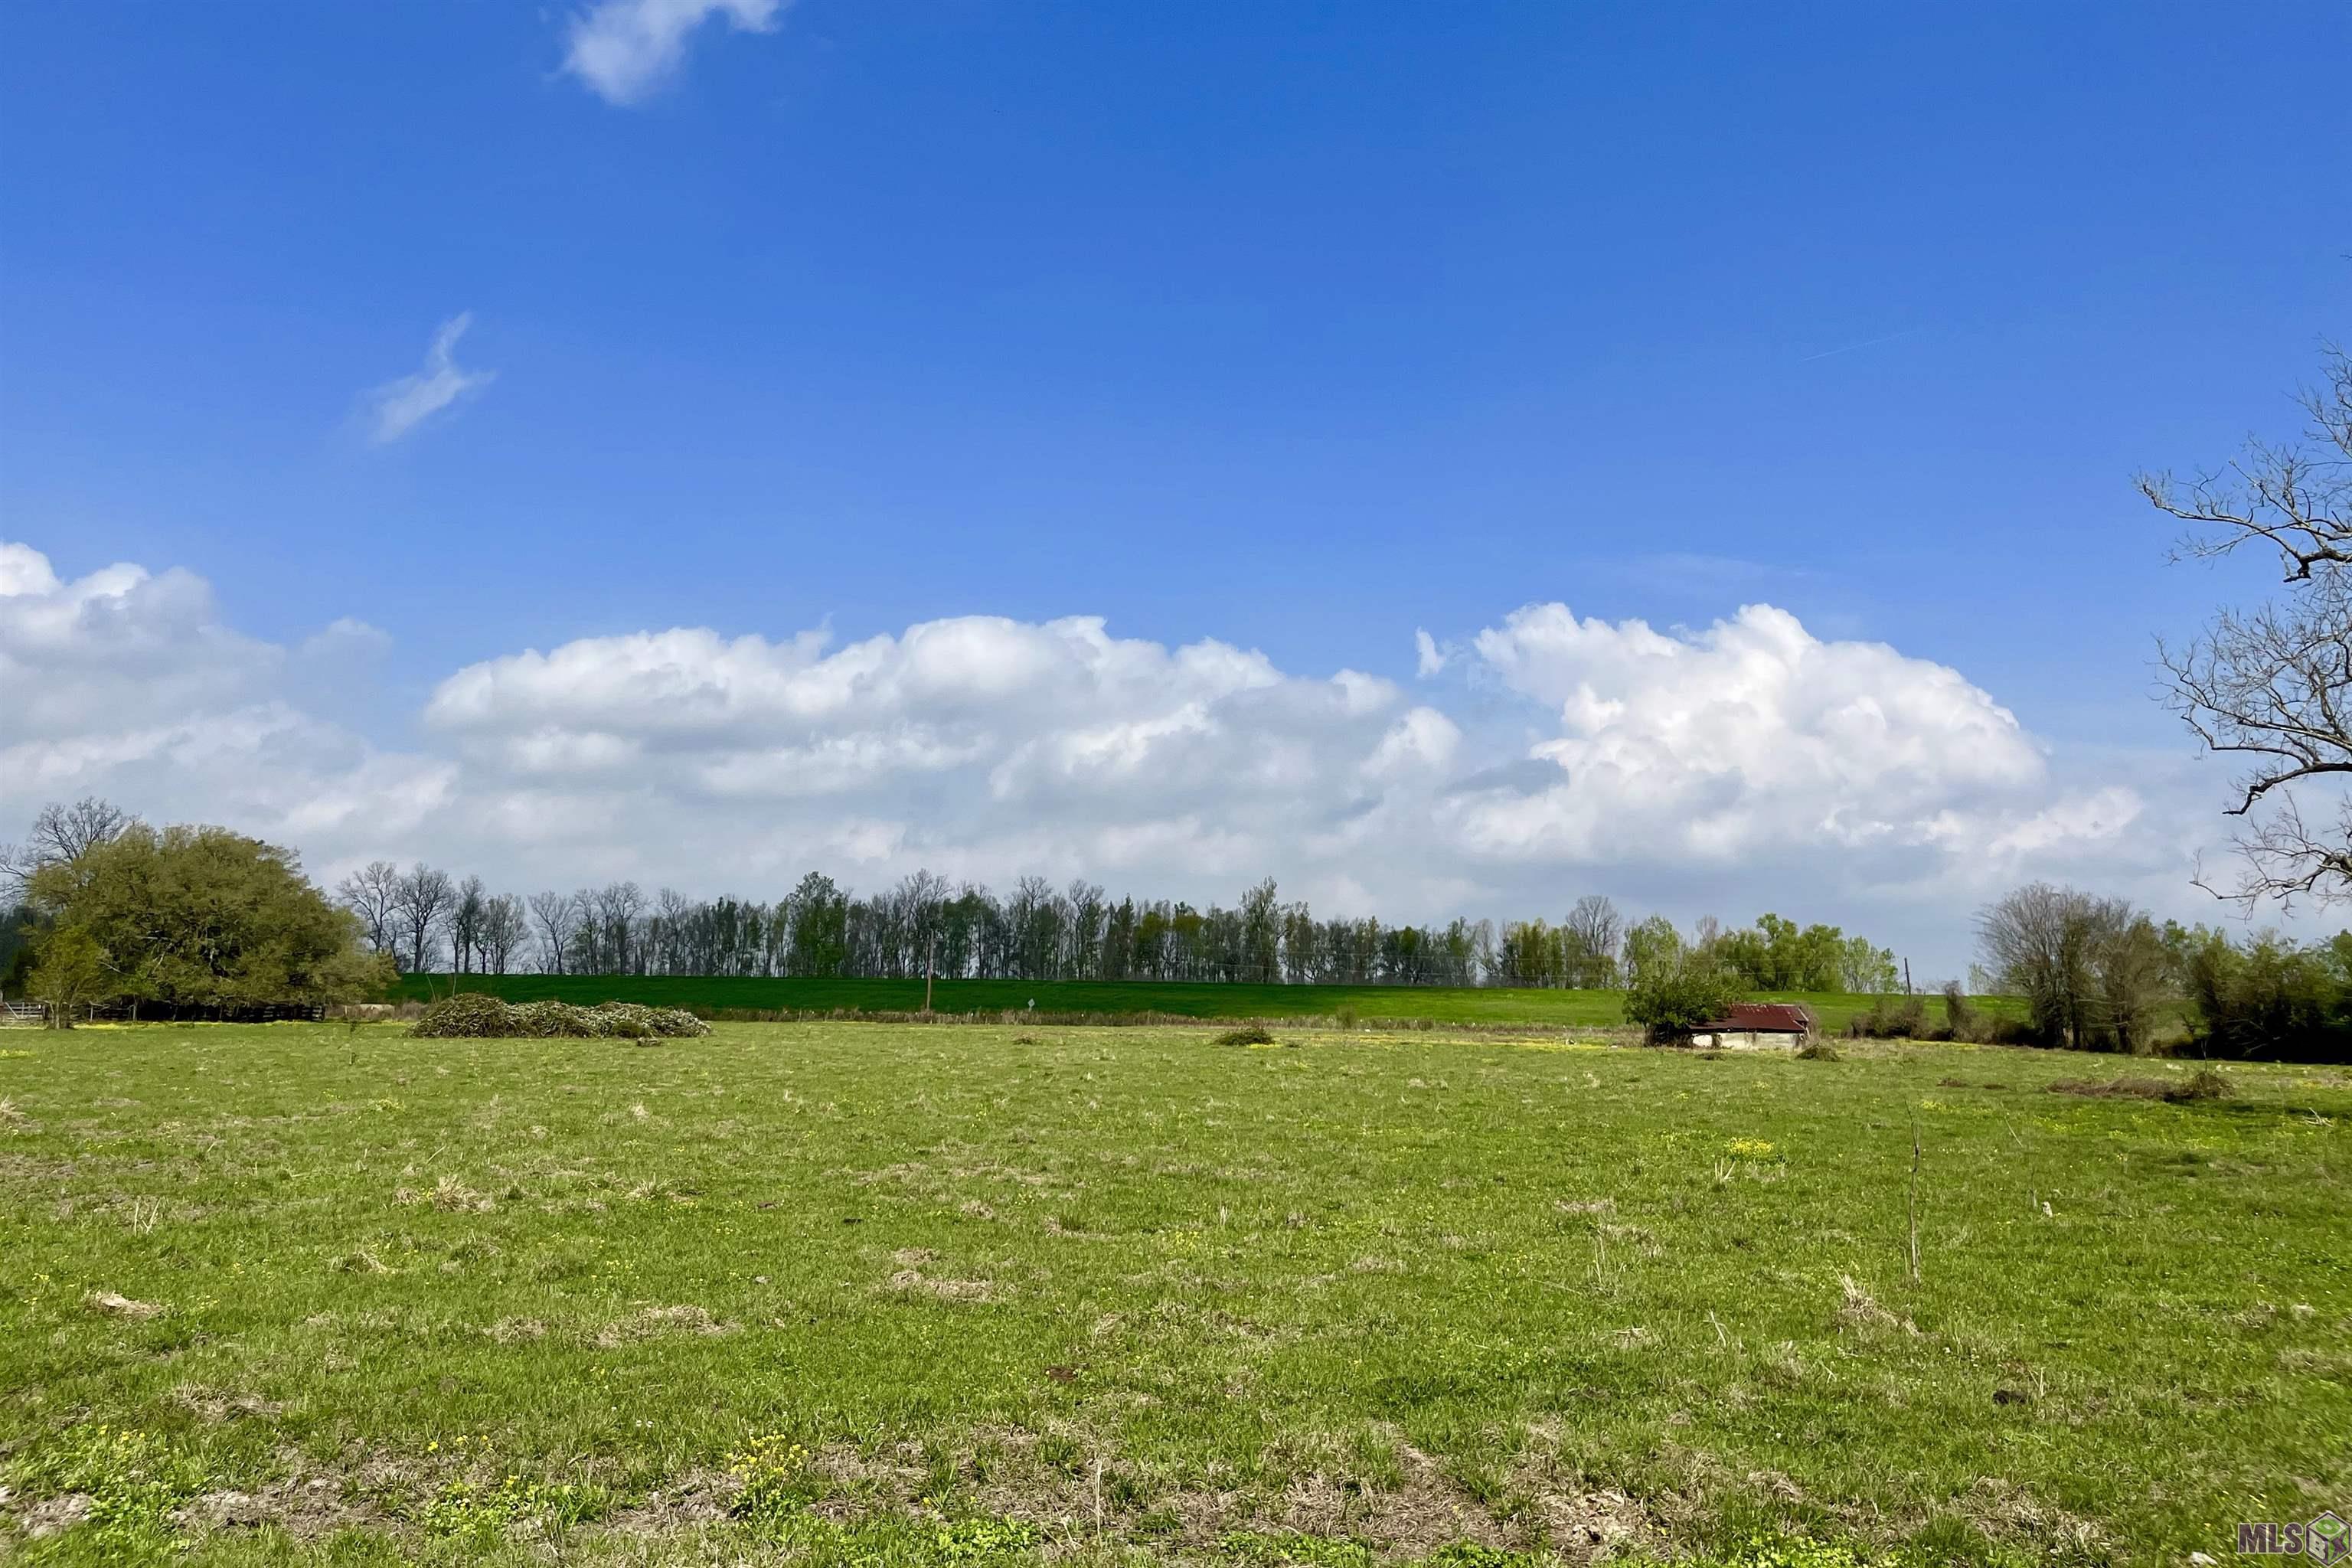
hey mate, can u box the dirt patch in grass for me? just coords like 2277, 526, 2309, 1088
9, 1491, 92, 1539
1267, 1439, 1651, 1559
1950, 1475, 2112, 1560
177, 1478, 391, 1538
598, 1467, 737, 1531
169, 1385, 286, 1423
949, 1426, 1655, 1560
83, 1289, 164, 1320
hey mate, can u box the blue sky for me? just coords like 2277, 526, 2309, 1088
3, 1, 2347, 972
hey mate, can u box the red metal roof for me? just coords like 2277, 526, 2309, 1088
1704, 1002, 1814, 1033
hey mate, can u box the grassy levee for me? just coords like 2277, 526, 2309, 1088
386, 972, 2025, 1034
2, 1021, 2345, 1566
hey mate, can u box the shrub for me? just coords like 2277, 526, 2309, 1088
2180, 929, 2352, 1061
1846, 996, 1926, 1040
1795, 1040, 1841, 1061
1213, 1024, 1278, 1047
1940, 980, 1979, 1039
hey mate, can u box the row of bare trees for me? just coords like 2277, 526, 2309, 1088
323, 862, 1906, 992
334, 864, 1514, 984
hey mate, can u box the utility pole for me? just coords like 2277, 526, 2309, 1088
1903, 958, 1913, 996
925, 931, 936, 1015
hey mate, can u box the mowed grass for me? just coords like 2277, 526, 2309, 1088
1, 1023, 2346, 1568
385, 972, 2026, 1035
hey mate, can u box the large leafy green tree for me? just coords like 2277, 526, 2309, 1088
25, 824, 392, 1011
1714, 913, 1851, 991
783, 871, 849, 978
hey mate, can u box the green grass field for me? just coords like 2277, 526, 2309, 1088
386, 973, 2025, 1037
2, 1021, 2345, 1567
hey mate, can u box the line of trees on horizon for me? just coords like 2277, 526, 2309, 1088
325, 858, 1906, 995
5, 798, 2348, 1057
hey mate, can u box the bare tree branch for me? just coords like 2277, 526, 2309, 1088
2154, 339, 2352, 909
2, 798, 139, 902
2141, 341, 2352, 581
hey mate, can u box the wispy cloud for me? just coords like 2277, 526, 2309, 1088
1795, 327, 1922, 364
364, 313, 495, 445
562, 0, 785, 106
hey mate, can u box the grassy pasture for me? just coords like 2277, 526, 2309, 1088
385, 973, 2029, 1036
1, 1021, 2345, 1567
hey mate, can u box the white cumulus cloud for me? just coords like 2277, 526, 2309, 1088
0, 546, 279, 739
1454, 601, 2067, 871
562, 0, 785, 106
424, 616, 1418, 854
363, 314, 495, 444
0, 543, 452, 864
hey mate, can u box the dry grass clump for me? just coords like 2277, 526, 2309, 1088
84, 1289, 165, 1320
883, 1268, 999, 1302
1212, 1024, 1279, 1047
410, 994, 709, 1040
1834, 1273, 1917, 1337
395, 1174, 493, 1212
1795, 1040, 1841, 1060
2047, 1067, 2231, 1104
595, 1304, 737, 1346
170, 1385, 285, 1422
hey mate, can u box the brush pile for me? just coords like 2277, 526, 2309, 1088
411, 994, 710, 1040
